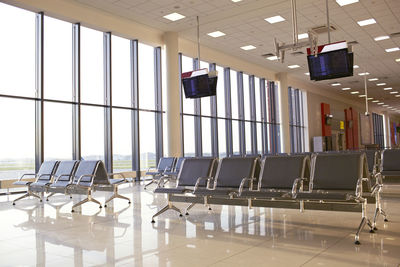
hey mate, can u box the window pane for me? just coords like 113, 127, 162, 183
200, 61, 211, 116
0, 3, 35, 97
257, 122, 263, 154
139, 43, 155, 110
0, 98, 35, 180
163, 113, 169, 156
140, 111, 156, 169
230, 70, 238, 119
216, 66, 225, 118
81, 105, 104, 160
44, 16, 72, 101
245, 121, 252, 154
183, 115, 195, 157
182, 55, 195, 114
232, 120, 239, 154
202, 117, 212, 156
243, 74, 251, 120
255, 77, 261, 121
218, 119, 226, 158
113, 108, 132, 172
44, 102, 72, 160
81, 27, 104, 104
112, 36, 131, 107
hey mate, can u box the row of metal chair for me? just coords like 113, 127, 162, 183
13, 160, 130, 212
151, 152, 394, 244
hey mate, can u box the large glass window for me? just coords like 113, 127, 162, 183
81, 106, 105, 160
139, 111, 156, 169
232, 120, 240, 154
0, 3, 35, 97
112, 109, 132, 172
181, 55, 195, 115
216, 66, 225, 118
202, 117, 212, 156
230, 70, 238, 119
243, 74, 251, 121
44, 16, 72, 101
112, 36, 131, 107
138, 43, 155, 110
218, 119, 226, 158
0, 98, 35, 180
81, 27, 104, 105
289, 87, 307, 153
44, 102, 72, 160
183, 115, 195, 157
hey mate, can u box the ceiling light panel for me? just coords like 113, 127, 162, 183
265, 15, 285, 24
288, 65, 300, 69
384, 87, 392, 90
390, 91, 399, 94
342, 87, 351, 90
396, 58, 400, 62
350, 91, 359, 94
357, 18, 376, 27
377, 83, 386, 86
331, 83, 341, 86
336, 0, 359, 6
240, 45, 256, 50
358, 72, 369, 76
266, 56, 278, 60
374, 36, 390, 41
368, 78, 378, 81
163, 12, 185, 21
386, 47, 400, 52
372, 100, 379, 103
298, 33, 308, 39
207, 31, 226, 38
353, 65, 359, 68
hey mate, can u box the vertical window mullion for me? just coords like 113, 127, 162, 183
260, 78, 268, 154
193, 58, 202, 156
224, 67, 232, 156
72, 23, 81, 161
249, 75, 257, 154
131, 40, 140, 180
210, 63, 219, 157
178, 53, 185, 155
237, 72, 245, 155
104, 32, 112, 172
35, 12, 44, 172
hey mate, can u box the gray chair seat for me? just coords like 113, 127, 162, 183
240, 190, 288, 198
146, 171, 161, 176
49, 181, 71, 188
194, 188, 237, 196
13, 181, 32, 186
154, 187, 193, 194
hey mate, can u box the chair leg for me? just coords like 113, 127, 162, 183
355, 217, 366, 245
185, 203, 196, 215
71, 190, 102, 212
104, 187, 131, 207
71, 198, 89, 212
46, 192, 56, 201
13, 191, 41, 205
151, 202, 182, 223
144, 179, 155, 189
355, 199, 374, 245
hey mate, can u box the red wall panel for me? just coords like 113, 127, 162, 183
321, 103, 331, 136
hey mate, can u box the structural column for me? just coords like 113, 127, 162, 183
276, 72, 291, 153
164, 32, 182, 156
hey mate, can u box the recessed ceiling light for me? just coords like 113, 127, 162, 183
265, 15, 285, 24
298, 33, 308, 39
358, 72, 370, 76
288, 65, 300, 69
396, 58, 400, 62
377, 83, 386, 86
358, 94, 366, 97
377, 102, 384, 105
336, 0, 359, 6
368, 78, 378, 81
372, 100, 379, 103
304, 72, 310, 75
384, 87, 392, 90
350, 91, 359, 94
374, 36, 390, 41
266, 55, 278, 60
357, 18, 376, 27
163, 12, 185, 21
386, 47, 400, 52
342, 87, 351, 90
383, 104, 389, 107
390, 91, 399, 94
207, 31, 226, 38
331, 83, 341, 86
396, 95, 400, 97
240, 45, 256, 50
367, 97, 373, 100
353, 65, 359, 68
231, 0, 242, 2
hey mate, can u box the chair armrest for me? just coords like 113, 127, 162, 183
291, 177, 306, 198
156, 176, 170, 188
37, 173, 52, 181
54, 174, 72, 183
239, 177, 257, 195
18, 173, 36, 181
76, 174, 96, 186
355, 177, 369, 198
194, 177, 213, 191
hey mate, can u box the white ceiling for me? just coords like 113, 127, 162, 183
75, 0, 400, 115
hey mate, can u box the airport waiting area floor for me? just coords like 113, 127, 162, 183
0, 182, 399, 267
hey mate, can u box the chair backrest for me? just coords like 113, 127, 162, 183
174, 157, 185, 173
73, 160, 100, 186
381, 149, 400, 171
92, 161, 111, 185
157, 157, 176, 172
37, 161, 59, 181
259, 155, 309, 189
54, 161, 79, 181
177, 158, 216, 187
364, 150, 377, 173
214, 157, 257, 188
311, 153, 364, 191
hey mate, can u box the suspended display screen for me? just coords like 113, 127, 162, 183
182, 69, 218, 99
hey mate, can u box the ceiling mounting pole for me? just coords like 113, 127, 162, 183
291, 0, 298, 45
364, 68, 369, 115
326, 0, 331, 43
197, 16, 200, 69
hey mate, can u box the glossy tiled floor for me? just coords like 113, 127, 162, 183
1, 182, 399, 267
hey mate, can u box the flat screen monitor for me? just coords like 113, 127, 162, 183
182, 72, 217, 99
307, 48, 353, 81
